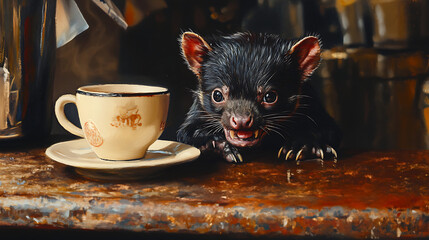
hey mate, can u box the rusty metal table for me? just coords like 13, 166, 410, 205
0, 137, 428, 239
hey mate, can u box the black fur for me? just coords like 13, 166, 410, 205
178, 32, 341, 163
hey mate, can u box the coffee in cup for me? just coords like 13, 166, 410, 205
55, 84, 169, 161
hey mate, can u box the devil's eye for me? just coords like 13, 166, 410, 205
212, 90, 224, 103
263, 91, 278, 104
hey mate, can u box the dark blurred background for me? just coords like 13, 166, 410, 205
6, 0, 428, 151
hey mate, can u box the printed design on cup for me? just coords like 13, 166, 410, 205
110, 104, 142, 130
84, 121, 103, 147
160, 121, 166, 131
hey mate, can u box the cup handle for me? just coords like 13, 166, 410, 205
55, 94, 84, 137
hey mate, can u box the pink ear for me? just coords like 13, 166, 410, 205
181, 32, 212, 77
289, 36, 321, 81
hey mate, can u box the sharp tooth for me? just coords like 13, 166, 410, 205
254, 130, 259, 138
230, 130, 236, 139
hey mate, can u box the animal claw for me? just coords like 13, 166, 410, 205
227, 154, 238, 163
277, 147, 284, 159
279, 144, 337, 164
326, 145, 338, 162
278, 147, 294, 161
318, 148, 324, 160
295, 149, 304, 162
237, 153, 244, 163
329, 146, 338, 160
226, 152, 243, 163
285, 150, 293, 161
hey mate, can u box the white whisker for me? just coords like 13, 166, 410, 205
293, 112, 318, 127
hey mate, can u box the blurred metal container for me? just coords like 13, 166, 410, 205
420, 77, 429, 147
335, 0, 371, 47
316, 48, 429, 150
369, 0, 429, 49
0, 0, 56, 141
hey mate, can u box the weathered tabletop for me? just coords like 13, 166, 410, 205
0, 137, 428, 239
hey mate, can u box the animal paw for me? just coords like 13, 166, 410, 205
222, 141, 243, 163
277, 144, 337, 164
202, 139, 243, 163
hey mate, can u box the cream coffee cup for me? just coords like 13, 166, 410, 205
55, 84, 169, 160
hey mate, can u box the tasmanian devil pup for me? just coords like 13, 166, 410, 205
177, 31, 341, 163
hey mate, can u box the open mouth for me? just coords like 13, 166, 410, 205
224, 128, 264, 147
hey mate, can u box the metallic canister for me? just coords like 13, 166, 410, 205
316, 48, 429, 150
335, 0, 371, 47
0, 0, 56, 141
369, 0, 429, 49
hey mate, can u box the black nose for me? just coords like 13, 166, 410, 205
230, 114, 253, 129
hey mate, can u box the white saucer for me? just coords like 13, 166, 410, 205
46, 139, 200, 180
